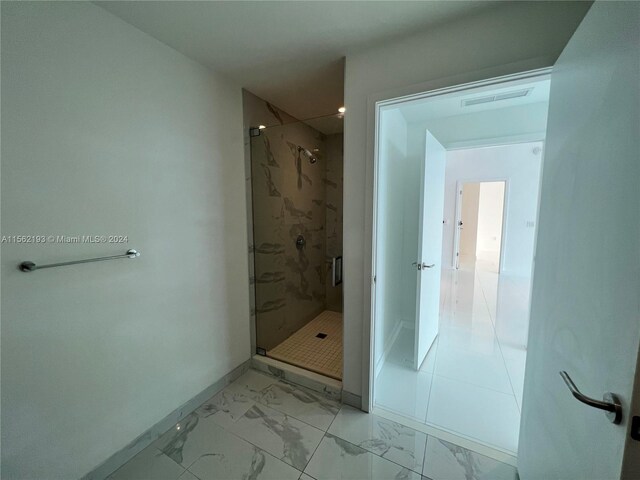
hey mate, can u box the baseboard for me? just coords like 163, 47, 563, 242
341, 390, 362, 410
82, 359, 251, 480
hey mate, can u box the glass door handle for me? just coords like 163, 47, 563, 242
422, 263, 435, 269
559, 371, 622, 424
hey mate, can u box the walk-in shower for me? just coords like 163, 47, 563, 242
246, 100, 344, 380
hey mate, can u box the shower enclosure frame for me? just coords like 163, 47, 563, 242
247, 112, 344, 380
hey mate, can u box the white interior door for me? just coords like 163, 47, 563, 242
518, 2, 640, 479
414, 130, 446, 369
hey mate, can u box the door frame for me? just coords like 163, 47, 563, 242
453, 178, 509, 273
367, 67, 551, 414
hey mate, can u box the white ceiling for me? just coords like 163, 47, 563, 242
95, 1, 500, 120
388, 78, 551, 149
398, 79, 551, 124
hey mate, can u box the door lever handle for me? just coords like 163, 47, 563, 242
559, 371, 622, 424
413, 262, 435, 270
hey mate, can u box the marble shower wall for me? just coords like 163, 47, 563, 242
243, 90, 343, 352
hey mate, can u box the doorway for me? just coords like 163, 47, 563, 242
455, 181, 506, 273
371, 72, 548, 460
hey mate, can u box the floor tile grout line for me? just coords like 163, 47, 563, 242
420, 433, 431, 478
199, 407, 314, 475
340, 404, 433, 475
422, 417, 518, 457
300, 402, 343, 474
175, 399, 260, 473
169, 374, 333, 475
320, 421, 429, 478
373, 404, 519, 462
474, 266, 524, 412
429, 371, 518, 397
108, 446, 186, 480
240, 368, 341, 431
423, 307, 442, 424
427, 268, 516, 449
477, 267, 522, 410
251, 396, 333, 433
184, 466, 204, 480
376, 266, 520, 457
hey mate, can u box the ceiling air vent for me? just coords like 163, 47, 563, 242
461, 88, 532, 107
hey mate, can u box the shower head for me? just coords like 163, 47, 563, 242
298, 146, 318, 164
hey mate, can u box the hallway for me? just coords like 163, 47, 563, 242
374, 263, 530, 455
109, 369, 517, 480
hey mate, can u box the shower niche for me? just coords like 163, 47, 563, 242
246, 93, 344, 381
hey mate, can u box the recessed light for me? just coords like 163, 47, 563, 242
258, 125, 266, 130
338, 107, 346, 113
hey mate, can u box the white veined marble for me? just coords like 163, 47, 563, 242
328, 406, 427, 474
177, 472, 200, 480
225, 369, 341, 430
224, 403, 325, 470
422, 436, 517, 480
112, 363, 518, 480
195, 389, 255, 429
152, 412, 303, 480
186, 427, 300, 480
304, 434, 424, 480
108, 445, 184, 480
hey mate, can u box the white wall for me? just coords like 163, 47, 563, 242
476, 182, 505, 261
374, 109, 408, 372
442, 143, 542, 276
343, 1, 590, 400
1, 3, 249, 479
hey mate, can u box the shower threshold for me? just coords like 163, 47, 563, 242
267, 310, 343, 380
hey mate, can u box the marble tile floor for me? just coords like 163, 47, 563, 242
374, 263, 530, 455
108, 368, 518, 480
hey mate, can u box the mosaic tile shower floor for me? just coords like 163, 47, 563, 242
267, 310, 343, 380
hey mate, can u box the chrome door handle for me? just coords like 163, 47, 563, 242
559, 371, 622, 424
413, 262, 435, 270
